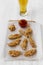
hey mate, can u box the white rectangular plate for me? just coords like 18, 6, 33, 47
4, 20, 42, 61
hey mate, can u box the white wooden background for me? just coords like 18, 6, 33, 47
0, 0, 43, 65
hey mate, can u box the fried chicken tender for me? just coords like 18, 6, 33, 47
8, 50, 21, 57
20, 39, 28, 50
29, 36, 36, 48
25, 27, 32, 38
24, 49, 37, 57
19, 27, 32, 38
8, 34, 22, 40
8, 24, 16, 31
8, 39, 21, 47
19, 29, 25, 36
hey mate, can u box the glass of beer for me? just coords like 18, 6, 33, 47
19, 0, 28, 16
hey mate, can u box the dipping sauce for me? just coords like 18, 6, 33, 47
19, 19, 28, 28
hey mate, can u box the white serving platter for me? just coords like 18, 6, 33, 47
4, 20, 43, 61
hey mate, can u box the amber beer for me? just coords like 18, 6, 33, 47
19, 0, 28, 15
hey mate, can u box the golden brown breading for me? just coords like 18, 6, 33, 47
19, 27, 32, 38
29, 36, 36, 48
8, 50, 21, 57
20, 39, 28, 50
8, 39, 21, 47
8, 24, 16, 31
25, 27, 32, 38
19, 29, 25, 36
24, 49, 37, 57
8, 34, 22, 40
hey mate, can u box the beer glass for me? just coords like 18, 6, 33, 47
19, 0, 28, 16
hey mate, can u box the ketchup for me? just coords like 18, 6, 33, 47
19, 19, 27, 28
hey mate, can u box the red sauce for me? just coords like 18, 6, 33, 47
19, 19, 27, 28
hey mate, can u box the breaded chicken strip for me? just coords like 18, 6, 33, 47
24, 49, 37, 57
19, 27, 32, 38
29, 36, 36, 48
25, 27, 32, 38
8, 34, 22, 40
8, 39, 21, 47
8, 50, 21, 57
20, 39, 28, 50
